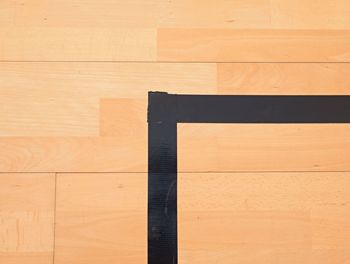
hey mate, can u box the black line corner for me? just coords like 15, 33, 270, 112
148, 92, 177, 123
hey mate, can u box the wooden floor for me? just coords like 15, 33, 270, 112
1, 1, 350, 264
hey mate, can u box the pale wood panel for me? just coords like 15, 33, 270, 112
161, 0, 350, 29
179, 124, 350, 172
1, 0, 349, 29
157, 29, 350, 62
0, 253, 54, 264
179, 172, 350, 263
2, 111, 350, 173
0, 28, 156, 61
0, 1, 14, 25
1, 1, 350, 61
7, 0, 161, 28
100, 99, 146, 137
269, 0, 350, 30
55, 173, 146, 264
0, 173, 55, 264
0, 98, 145, 172
0, 136, 146, 172
0, 62, 215, 136
159, 0, 271, 29
218, 63, 350, 95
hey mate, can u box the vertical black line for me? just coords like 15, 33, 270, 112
147, 92, 350, 264
148, 122, 177, 264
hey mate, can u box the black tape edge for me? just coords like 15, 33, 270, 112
147, 92, 350, 264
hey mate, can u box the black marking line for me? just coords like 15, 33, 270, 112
147, 92, 350, 264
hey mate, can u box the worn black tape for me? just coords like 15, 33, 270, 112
148, 121, 177, 264
176, 95, 350, 123
147, 92, 350, 264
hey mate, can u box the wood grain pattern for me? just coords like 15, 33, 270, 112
160, 0, 350, 29
179, 172, 350, 263
218, 63, 350, 95
0, 28, 156, 61
1, 0, 350, 263
268, 0, 350, 30
100, 99, 146, 137
53, 172, 350, 263
2, 104, 350, 172
2, 124, 350, 173
0, 62, 215, 136
1, 1, 349, 61
178, 124, 350, 172
7, 0, 161, 27
55, 173, 146, 264
158, 29, 350, 62
2, 0, 350, 29
0, 173, 55, 264
2, 0, 349, 29
0, 136, 146, 172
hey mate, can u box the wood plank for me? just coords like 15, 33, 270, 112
0, 253, 54, 264
218, 63, 350, 95
100, 99, 146, 137
269, 0, 350, 30
159, 0, 271, 29
178, 124, 350, 172
1, 0, 350, 29
160, 0, 350, 29
0, 62, 215, 136
6, 0, 161, 28
157, 29, 350, 62
179, 172, 350, 263
0, 1, 15, 25
0, 136, 146, 172
0, 27, 156, 61
0, 173, 55, 264
55, 173, 146, 264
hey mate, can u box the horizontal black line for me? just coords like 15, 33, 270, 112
149, 93, 350, 123
147, 92, 350, 264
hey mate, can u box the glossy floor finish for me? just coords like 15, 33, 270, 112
0, 1, 350, 264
